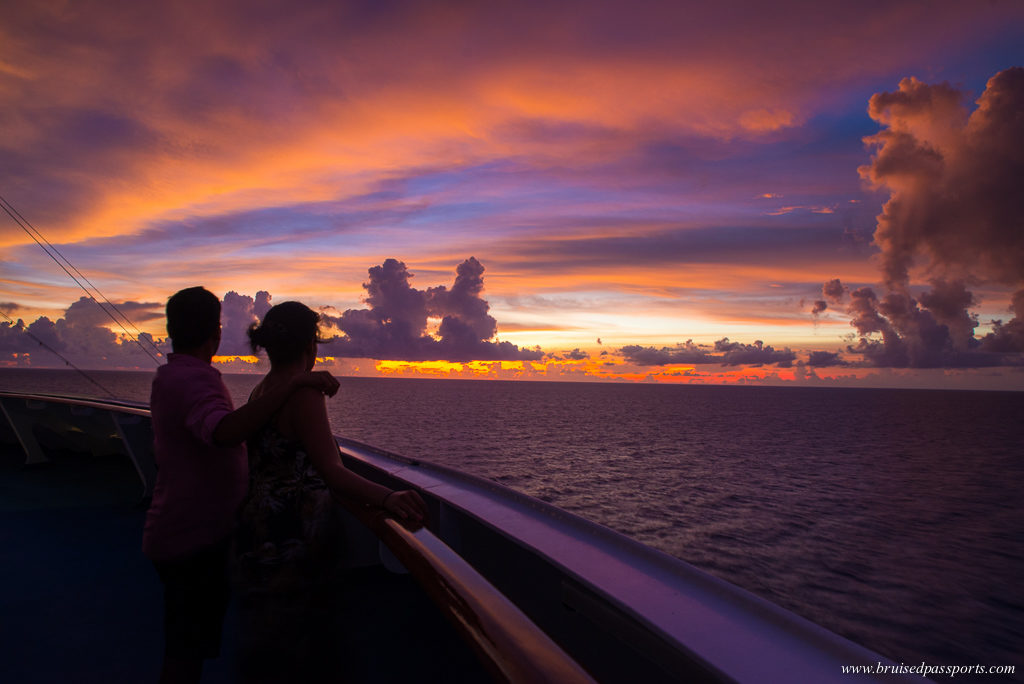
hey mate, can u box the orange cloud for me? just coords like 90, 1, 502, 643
739, 108, 796, 133
7, 0, 1012, 248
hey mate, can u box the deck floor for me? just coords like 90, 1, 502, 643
0, 442, 488, 683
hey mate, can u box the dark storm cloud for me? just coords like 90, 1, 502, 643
0, 297, 165, 366
219, 290, 273, 356
810, 278, 847, 318
61, 296, 163, 329
917, 279, 977, 350
714, 338, 796, 367
546, 348, 591, 361
3, 289, 280, 365
823, 69, 1024, 367
254, 291, 272, 319
829, 281, 1017, 368
807, 351, 845, 367
622, 338, 797, 368
822, 278, 845, 303
620, 341, 712, 366
322, 258, 542, 362
428, 258, 499, 342
861, 68, 1024, 290
980, 290, 1024, 353
26, 317, 63, 353
0, 319, 37, 354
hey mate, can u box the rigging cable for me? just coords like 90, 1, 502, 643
0, 309, 117, 399
0, 194, 162, 365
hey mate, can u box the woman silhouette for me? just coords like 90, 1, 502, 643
234, 301, 427, 681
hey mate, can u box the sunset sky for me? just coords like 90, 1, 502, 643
2, 0, 1023, 389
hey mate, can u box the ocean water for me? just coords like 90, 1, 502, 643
2, 368, 1022, 675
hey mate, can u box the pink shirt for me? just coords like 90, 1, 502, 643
142, 353, 248, 562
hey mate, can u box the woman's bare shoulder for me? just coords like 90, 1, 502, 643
280, 385, 325, 425
291, 385, 327, 407
279, 386, 331, 445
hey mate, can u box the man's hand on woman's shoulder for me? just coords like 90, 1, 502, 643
293, 371, 340, 397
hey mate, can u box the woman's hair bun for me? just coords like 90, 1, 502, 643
247, 301, 322, 363
247, 322, 266, 351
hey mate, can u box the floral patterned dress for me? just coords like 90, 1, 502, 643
233, 421, 341, 679
234, 422, 337, 594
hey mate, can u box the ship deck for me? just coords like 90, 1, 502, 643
0, 437, 487, 683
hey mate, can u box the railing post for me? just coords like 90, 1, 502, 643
0, 397, 49, 465
110, 411, 156, 500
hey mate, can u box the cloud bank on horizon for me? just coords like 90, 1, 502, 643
1, 258, 544, 366
1, 296, 164, 368
5, 238, 1021, 376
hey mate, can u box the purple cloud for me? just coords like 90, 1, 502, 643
322, 258, 542, 362
621, 338, 797, 367
1, 297, 164, 367
822, 69, 1024, 367
807, 350, 845, 367
714, 338, 796, 367
620, 341, 711, 366
219, 290, 273, 356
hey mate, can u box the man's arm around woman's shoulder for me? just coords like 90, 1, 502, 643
211, 371, 339, 446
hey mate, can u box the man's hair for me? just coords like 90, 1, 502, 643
166, 286, 220, 352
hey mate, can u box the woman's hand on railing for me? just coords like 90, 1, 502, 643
382, 489, 429, 526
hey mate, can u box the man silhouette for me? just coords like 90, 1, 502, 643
143, 286, 338, 683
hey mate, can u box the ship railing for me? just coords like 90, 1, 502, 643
339, 498, 596, 684
0, 391, 597, 684
0, 391, 155, 497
